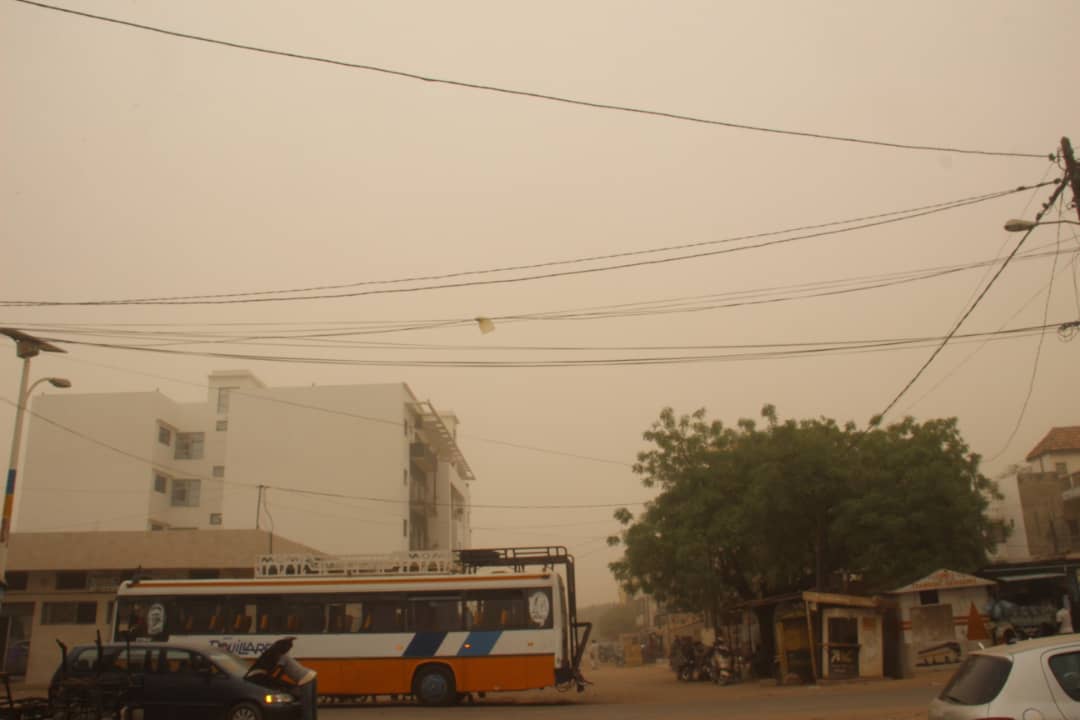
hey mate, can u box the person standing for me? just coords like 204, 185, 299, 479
1057, 598, 1074, 635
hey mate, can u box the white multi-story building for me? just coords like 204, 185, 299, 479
16, 371, 474, 555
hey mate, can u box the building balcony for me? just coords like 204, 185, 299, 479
1063, 486, 1080, 503
410, 441, 438, 473
409, 481, 437, 517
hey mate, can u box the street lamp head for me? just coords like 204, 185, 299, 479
46, 378, 72, 389
1004, 218, 1080, 232
1004, 219, 1038, 233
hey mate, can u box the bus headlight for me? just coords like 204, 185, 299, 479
263, 693, 294, 705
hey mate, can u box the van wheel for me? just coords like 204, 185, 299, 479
413, 665, 456, 706
227, 702, 263, 720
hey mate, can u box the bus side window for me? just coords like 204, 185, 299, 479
409, 596, 462, 633
465, 590, 528, 630
115, 599, 149, 639
301, 603, 325, 633
256, 598, 284, 634
364, 601, 405, 633
328, 601, 362, 633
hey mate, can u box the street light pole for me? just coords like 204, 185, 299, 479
0, 329, 67, 569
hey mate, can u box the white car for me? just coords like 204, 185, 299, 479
929, 634, 1080, 719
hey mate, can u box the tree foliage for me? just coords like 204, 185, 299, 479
609, 406, 1003, 616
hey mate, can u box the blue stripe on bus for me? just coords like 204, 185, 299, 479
457, 631, 501, 657
403, 632, 447, 657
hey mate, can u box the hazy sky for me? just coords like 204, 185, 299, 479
2, 0, 1078, 605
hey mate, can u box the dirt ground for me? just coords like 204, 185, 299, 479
481, 660, 956, 719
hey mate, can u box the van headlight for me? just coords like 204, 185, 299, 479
263, 693, 294, 704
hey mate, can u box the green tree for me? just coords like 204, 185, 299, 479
609, 406, 1004, 616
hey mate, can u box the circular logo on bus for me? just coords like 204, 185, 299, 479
528, 590, 550, 626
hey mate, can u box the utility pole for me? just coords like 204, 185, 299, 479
1062, 137, 1080, 224
255, 485, 264, 530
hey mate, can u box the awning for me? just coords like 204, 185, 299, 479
996, 572, 1066, 582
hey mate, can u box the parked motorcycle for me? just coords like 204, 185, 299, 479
670, 636, 699, 681
712, 639, 739, 685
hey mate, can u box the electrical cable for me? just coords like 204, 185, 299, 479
267, 484, 650, 510
10, 0, 1050, 161
34, 321, 1068, 369
874, 176, 1071, 423
0, 183, 1051, 307
8, 237, 1073, 351
901, 254, 1078, 414
0, 397, 650, 510
947, 163, 1059, 330
986, 197, 1067, 462
34, 352, 635, 468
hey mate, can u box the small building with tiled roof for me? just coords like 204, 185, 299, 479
1027, 426, 1080, 469
986, 427, 1080, 565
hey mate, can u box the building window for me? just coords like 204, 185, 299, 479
403, 469, 408, 485
157, 425, 172, 446
919, 590, 940, 605
403, 519, 408, 537
171, 479, 201, 507
41, 601, 97, 625
153, 473, 168, 494
212, 466, 225, 478
217, 387, 237, 415
174, 433, 204, 460
56, 571, 87, 591
209, 513, 222, 526
4, 572, 28, 591
1058, 462, 1069, 477
216, 420, 228, 432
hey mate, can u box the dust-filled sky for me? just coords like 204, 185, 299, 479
2, 0, 1079, 605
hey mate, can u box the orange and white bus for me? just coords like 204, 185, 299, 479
113, 547, 591, 705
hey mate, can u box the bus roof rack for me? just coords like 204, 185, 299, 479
457, 546, 571, 574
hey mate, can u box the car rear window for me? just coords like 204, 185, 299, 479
1049, 651, 1080, 700
938, 655, 1012, 706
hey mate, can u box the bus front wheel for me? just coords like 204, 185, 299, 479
413, 665, 457, 706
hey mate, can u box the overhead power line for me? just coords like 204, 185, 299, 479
986, 197, 1069, 462
11, 0, 1050, 161
0, 183, 1052, 307
0, 396, 650, 510
8, 236, 1073, 347
35, 321, 1069, 369
875, 175, 1072, 422
266, 484, 648, 510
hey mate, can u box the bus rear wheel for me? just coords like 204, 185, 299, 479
413, 665, 456, 706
